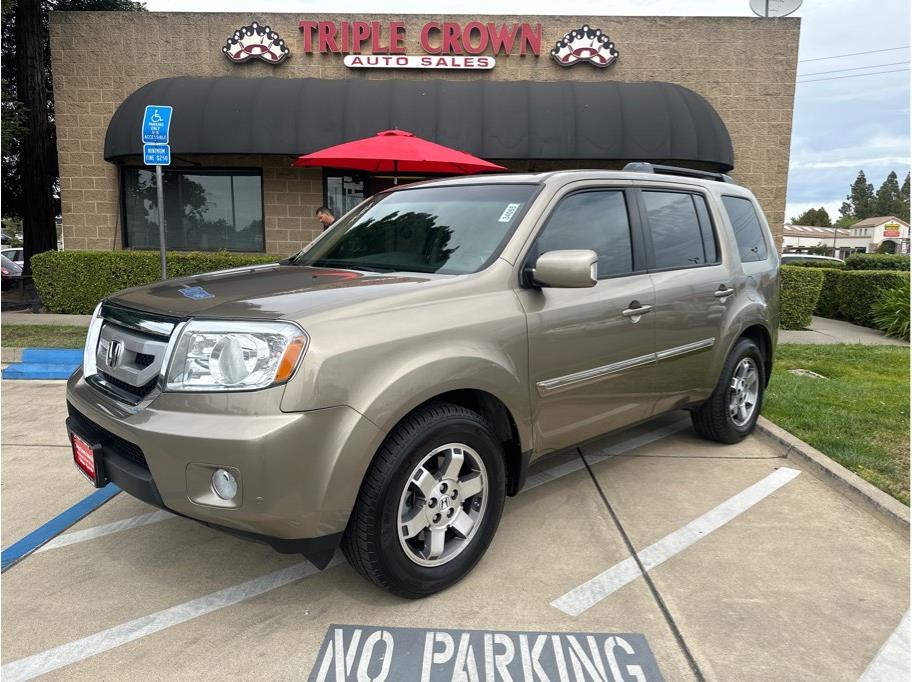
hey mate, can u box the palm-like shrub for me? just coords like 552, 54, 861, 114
872, 278, 910, 341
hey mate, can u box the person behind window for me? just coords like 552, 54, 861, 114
315, 206, 335, 231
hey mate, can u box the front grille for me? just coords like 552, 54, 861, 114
67, 403, 149, 470
90, 304, 179, 405
98, 371, 159, 401
134, 352, 155, 368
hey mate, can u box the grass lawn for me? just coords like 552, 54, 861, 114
763, 344, 910, 505
1, 325, 88, 349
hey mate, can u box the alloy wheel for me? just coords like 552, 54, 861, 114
397, 443, 489, 567
729, 357, 760, 427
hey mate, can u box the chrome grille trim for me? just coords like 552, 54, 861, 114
99, 303, 177, 338
96, 324, 168, 388
86, 305, 183, 407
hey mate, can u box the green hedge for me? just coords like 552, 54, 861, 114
813, 268, 845, 318
780, 265, 824, 330
844, 253, 910, 271
785, 260, 846, 270
835, 270, 911, 328
32, 250, 279, 314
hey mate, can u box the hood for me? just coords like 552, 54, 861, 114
108, 263, 443, 320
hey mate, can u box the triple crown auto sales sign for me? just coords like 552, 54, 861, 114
299, 20, 542, 69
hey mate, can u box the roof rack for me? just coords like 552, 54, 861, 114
623, 162, 736, 184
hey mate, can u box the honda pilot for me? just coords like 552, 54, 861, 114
66, 164, 779, 597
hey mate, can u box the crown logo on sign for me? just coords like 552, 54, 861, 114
223, 22, 290, 64
550, 25, 619, 68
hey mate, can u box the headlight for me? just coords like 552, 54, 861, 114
83, 302, 104, 378
165, 320, 307, 392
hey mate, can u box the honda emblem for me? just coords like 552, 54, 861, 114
106, 340, 123, 369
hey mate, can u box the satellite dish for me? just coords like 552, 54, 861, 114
749, 0, 802, 17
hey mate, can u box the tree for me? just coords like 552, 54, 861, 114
834, 214, 857, 228
791, 207, 832, 227
846, 170, 876, 221
873, 171, 903, 218
1, 0, 145, 274
899, 172, 910, 222
14, 0, 57, 274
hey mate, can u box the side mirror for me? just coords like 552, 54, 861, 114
531, 250, 598, 288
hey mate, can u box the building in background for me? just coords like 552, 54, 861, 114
782, 225, 850, 256
843, 216, 910, 255
781, 216, 909, 258
50, 12, 800, 255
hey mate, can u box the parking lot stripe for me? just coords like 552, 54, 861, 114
858, 611, 910, 681
0, 484, 121, 572
551, 467, 802, 617
523, 419, 689, 491
33, 509, 174, 554
1, 557, 341, 682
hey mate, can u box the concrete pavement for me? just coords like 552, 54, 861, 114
1, 379, 908, 681
779, 316, 909, 346
1, 312, 91, 327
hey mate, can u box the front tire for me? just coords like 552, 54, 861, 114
691, 338, 765, 444
342, 402, 506, 598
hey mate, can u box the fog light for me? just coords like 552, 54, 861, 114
211, 468, 238, 500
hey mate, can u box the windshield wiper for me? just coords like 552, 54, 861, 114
307, 259, 397, 273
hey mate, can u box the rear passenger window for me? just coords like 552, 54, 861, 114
722, 195, 768, 263
535, 191, 633, 278
642, 191, 718, 269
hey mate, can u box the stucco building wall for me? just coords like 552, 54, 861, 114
50, 12, 799, 253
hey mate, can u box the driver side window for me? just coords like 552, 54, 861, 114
534, 190, 633, 279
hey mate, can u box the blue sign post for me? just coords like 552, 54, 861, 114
143, 144, 171, 166
142, 106, 173, 279
141, 105, 172, 144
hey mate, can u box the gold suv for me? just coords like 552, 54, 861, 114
66, 165, 779, 597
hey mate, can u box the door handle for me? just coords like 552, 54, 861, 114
622, 304, 653, 318
714, 287, 735, 298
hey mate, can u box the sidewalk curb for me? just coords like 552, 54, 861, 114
1, 347, 22, 363
756, 416, 910, 538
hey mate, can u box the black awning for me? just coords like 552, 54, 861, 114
104, 77, 734, 171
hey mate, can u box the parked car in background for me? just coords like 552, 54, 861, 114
2, 248, 24, 268
0, 231, 11, 245
780, 254, 844, 266
67, 164, 779, 597
1, 254, 22, 291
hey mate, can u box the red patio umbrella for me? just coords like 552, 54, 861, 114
293, 129, 506, 183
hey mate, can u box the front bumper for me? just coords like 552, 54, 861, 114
66, 368, 384, 563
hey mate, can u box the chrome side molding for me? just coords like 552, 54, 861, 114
655, 337, 716, 361
537, 338, 715, 396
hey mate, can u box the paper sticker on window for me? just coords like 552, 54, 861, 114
499, 203, 521, 223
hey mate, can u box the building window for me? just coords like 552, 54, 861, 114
122, 168, 264, 252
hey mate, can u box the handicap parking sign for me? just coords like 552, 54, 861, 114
143, 143, 171, 166
141, 105, 172, 144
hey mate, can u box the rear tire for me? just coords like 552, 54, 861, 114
342, 402, 506, 598
691, 338, 765, 444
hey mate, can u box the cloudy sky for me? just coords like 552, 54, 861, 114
148, 0, 910, 223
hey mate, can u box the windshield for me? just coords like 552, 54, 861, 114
293, 184, 538, 275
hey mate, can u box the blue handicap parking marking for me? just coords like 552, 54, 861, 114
178, 286, 215, 300
1, 347, 83, 380
0, 484, 121, 572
